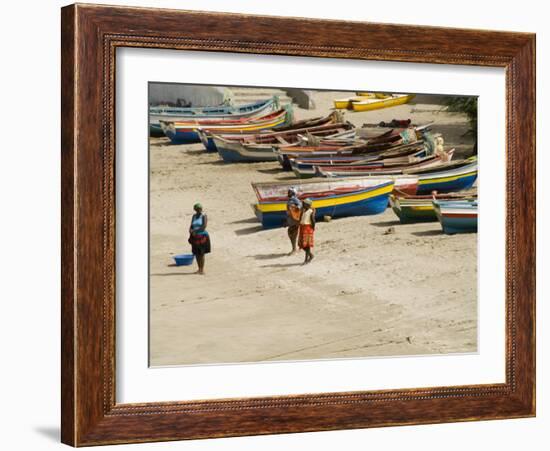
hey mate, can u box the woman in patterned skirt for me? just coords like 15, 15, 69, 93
298, 198, 316, 264
188, 203, 211, 274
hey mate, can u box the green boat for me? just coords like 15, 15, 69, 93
390, 189, 477, 224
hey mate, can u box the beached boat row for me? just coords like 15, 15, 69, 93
151, 94, 478, 234
160, 107, 294, 144
149, 96, 280, 136
251, 159, 478, 229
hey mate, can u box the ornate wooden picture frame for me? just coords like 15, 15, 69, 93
61, 3, 535, 446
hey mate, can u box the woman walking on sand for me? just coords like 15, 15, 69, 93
298, 198, 315, 264
188, 203, 210, 274
286, 187, 302, 255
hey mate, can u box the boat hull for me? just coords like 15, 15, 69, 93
150, 97, 276, 119
351, 94, 415, 112
320, 162, 478, 195
214, 138, 278, 163
390, 198, 438, 223
162, 109, 291, 144
433, 201, 478, 234
254, 182, 394, 229
416, 170, 477, 194
149, 122, 165, 137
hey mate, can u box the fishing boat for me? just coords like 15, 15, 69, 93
252, 174, 417, 203
253, 180, 395, 229
415, 160, 477, 194
209, 122, 355, 160
318, 160, 477, 195
199, 111, 345, 152
276, 145, 358, 171
433, 199, 478, 234
389, 189, 477, 223
351, 94, 416, 112
289, 144, 428, 178
333, 92, 390, 109
213, 128, 356, 163
211, 138, 278, 163
161, 108, 292, 144
275, 126, 426, 171
149, 97, 279, 136
150, 97, 277, 118
333, 96, 368, 110
313, 150, 456, 177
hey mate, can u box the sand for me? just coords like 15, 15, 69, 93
149, 90, 477, 366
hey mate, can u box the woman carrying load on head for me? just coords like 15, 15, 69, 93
298, 198, 316, 264
286, 187, 302, 255
188, 203, 210, 275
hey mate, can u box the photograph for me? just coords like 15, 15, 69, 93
148, 83, 479, 366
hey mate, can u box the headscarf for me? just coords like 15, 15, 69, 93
194, 203, 202, 210
287, 187, 302, 209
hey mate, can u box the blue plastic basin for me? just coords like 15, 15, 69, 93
173, 254, 195, 266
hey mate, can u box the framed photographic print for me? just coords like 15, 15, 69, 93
61, 3, 536, 446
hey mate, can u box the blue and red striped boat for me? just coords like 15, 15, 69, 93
433, 199, 478, 234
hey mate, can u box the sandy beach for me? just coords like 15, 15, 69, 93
149, 90, 477, 366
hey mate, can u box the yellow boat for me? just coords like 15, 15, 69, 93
355, 92, 390, 99
351, 94, 415, 112
333, 96, 366, 109
355, 92, 377, 98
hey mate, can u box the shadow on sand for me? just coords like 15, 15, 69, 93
185, 149, 210, 155
411, 229, 443, 237
151, 272, 200, 277
261, 262, 304, 269
229, 217, 258, 225
252, 252, 288, 260
150, 262, 199, 276
197, 159, 226, 166
370, 219, 401, 228
274, 175, 300, 181
149, 138, 173, 147
234, 225, 265, 235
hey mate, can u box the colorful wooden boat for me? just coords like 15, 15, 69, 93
209, 122, 355, 159
313, 150, 456, 177
161, 108, 292, 144
389, 190, 477, 224
351, 94, 415, 112
212, 128, 357, 163
433, 199, 478, 234
253, 180, 395, 229
199, 111, 345, 152
212, 138, 278, 162
415, 160, 477, 194
253, 174, 417, 207
289, 145, 428, 178
150, 97, 277, 119
149, 97, 279, 136
333, 96, 367, 110
317, 160, 477, 195
355, 92, 378, 97
275, 126, 425, 171
333, 93, 391, 109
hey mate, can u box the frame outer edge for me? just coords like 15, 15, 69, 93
61, 3, 77, 447
514, 34, 536, 415
60, 3, 536, 446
